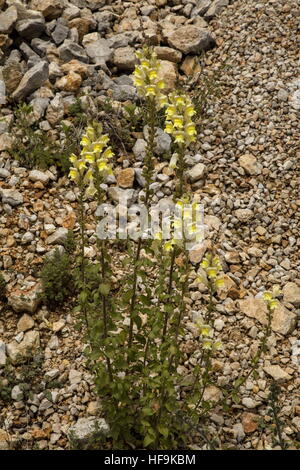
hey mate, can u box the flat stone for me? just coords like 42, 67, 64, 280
17, 314, 35, 332
59, 40, 89, 63
68, 417, 109, 447
187, 163, 206, 183
263, 365, 292, 383
6, 330, 40, 364
12, 61, 49, 101
242, 413, 260, 433
46, 227, 69, 245
82, 33, 112, 66
117, 168, 135, 189
0, 188, 23, 207
29, 170, 50, 185
283, 282, 300, 306
167, 26, 215, 55
235, 209, 254, 222
154, 46, 182, 63
15, 18, 45, 39
113, 46, 137, 71
239, 297, 296, 336
0, 6, 18, 34
238, 154, 259, 175
8, 283, 42, 314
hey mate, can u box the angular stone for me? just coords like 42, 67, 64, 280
68, 417, 109, 447
283, 282, 300, 306
8, 283, 42, 314
51, 22, 69, 45
235, 209, 254, 222
263, 365, 292, 383
238, 154, 259, 175
143, 126, 171, 155
189, 240, 210, 264
113, 46, 137, 71
187, 163, 206, 183
30, 0, 63, 20
6, 331, 40, 364
154, 46, 182, 63
46, 227, 69, 245
15, 18, 45, 39
46, 94, 64, 126
12, 61, 49, 101
17, 314, 35, 333
133, 139, 147, 161
117, 168, 135, 189
82, 33, 112, 66
61, 60, 88, 77
59, 40, 89, 63
157, 60, 177, 92
204, 0, 229, 21
108, 187, 136, 206
203, 385, 223, 403
181, 55, 201, 76
242, 413, 259, 433
0, 188, 23, 207
0, 6, 18, 34
69, 369, 82, 385
2, 61, 23, 94
238, 298, 296, 336
112, 84, 136, 102
29, 170, 50, 185
167, 26, 215, 54
56, 71, 82, 92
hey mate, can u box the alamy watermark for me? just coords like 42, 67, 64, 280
95, 195, 206, 251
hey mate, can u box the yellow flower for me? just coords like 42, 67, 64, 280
263, 291, 273, 302
169, 154, 178, 169
165, 122, 174, 134
102, 147, 114, 159
69, 168, 79, 181
207, 267, 218, 279
69, 153, 78, 164
149, 69, 157, 80
174, 117, 184, 129
83, 152, 95, 163
163, 240, 174, 252
174, 132, 185, 144
215, 278, 225, 288
203, 339, 213, 350
213, 341, 222, 350
154, 232, 162, 241
77, 159, 87, 171
86, 181, 97, 197
145, 85, 156, 96
141, 59, 150, 68
269, 299, 279, 311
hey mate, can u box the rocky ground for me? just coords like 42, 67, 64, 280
0, 0, 299, 450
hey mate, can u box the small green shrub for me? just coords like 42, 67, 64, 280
40, 248, 74, 310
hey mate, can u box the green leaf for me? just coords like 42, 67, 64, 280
143, 434, 155, 448
99, 283, 110, 296
157, 424, 169, 438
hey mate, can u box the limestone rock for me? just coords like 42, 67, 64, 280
68, 417, 109, 447
29, 170, 50, 185
6, 331, 40, 364
154, 46, 182, 63
12, 61, 49, 101
117, 168, 135, 189
0, 188, 23, 207
238, 154, 259, 175
157, 60, 177, 92
0, 6, 18, 34
263, 365, 292, 383
82, 33, 112, 66
187, 163, 206, 183
8, 283, 42, 314
113, 46, 137, 71
167, 26, 215, 55
17, 314, 35, 332
283, 282, 300, 306
46, 227, 69, 245
238, 297, 296, 336
59, 40, 89, 63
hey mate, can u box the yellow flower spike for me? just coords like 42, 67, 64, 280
69, 153, 78, 164
174, 116, 184, 129
169, 154, 178, 169
215, 278, 225, 289
269, 299, 279, 311
154, 232, 162, 241
207, 267, 218, 279
157, 80, 165, 90
102, 147, 114, 159
69, 168, 79, 181
203, 340, 213, 350
77, 159, 87, 171
86, 181, 97, 198
174, 133, 185, 144
263, 291, 272, 302
163, 240, 174, 252
145, 85, 156, 96
149, 69, 157, 80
